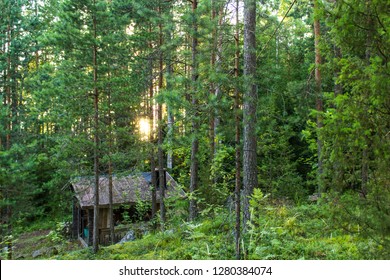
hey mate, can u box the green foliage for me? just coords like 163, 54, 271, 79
327, 192, 390, 259
316, 0, 390, 251
0, 234, 14, 260
53, 208, 235, 260
44, 200, 385, 260
245, 192, 384, 260
1, 0, 388, 262
134, 195, 152, 222
207, 145, 235, 205
46, 222, 69, 245
165, 189, 188, 226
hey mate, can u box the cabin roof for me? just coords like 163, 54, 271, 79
71, 172, 182, 208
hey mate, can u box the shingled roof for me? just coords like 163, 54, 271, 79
71, 172, 182, 208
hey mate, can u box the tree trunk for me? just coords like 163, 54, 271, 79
108, 160, 114, 244
5, 2, 12, 259
35, 0, 39, 69
6, 9, 11, 150
314, 0, 323, 194
149, 40, 157, 219
6, 205, 12, 260
158, 7, 166, 227
166, 19, 174, 170
234, 0, 241, 260
210, 2, 224, 170
107, 74, 114, 244
166, 59, 174, 169
189, 0, 199, 222
209, 1, 216, 163
92, 0, 100, 253
242, 0, 257, 230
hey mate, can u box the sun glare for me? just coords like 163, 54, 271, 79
138, 117, 150, 141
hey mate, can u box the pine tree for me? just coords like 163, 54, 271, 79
313, 0, 323, 194
189, 0, 199, 221
234, 0, 241, 259
157, 2, 166, 227
242, 0, 257, 229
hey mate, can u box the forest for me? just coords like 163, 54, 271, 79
0, 0, 389, 260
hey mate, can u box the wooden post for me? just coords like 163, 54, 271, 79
88, 209, 94, 246
72, 200, 79, 239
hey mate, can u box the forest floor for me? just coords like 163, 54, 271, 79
11, 229, 81, 260
5, 198, 388, 260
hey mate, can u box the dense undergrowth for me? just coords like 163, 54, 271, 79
4, 191, 387, 260
48, 193, 388, 260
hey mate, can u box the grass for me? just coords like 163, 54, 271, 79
4, 229, 81, 260
5, 198, 387, 260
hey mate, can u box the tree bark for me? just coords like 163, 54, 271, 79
158, 6, 166, 227
166, 16, 174, 170
189, 0, 199, 222
242, 0, 257, 230
92, 0, 100, 253
210, 1, 224, 169
209, 1, 216, 163
35, 0, 39, 69
149, 39, 157, 219
234, 0, 241, 260
314, 0, 323, 194
6, 8, 11, 150
107, 73, 114, 244
3, 1, 13, 259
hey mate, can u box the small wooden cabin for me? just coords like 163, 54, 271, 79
70, 171, 181, 246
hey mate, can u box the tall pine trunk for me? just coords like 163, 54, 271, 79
92, 0, 100, 253
149, 38, 157, 219
210, 2, 224, 171
189, 0, 199, 221
242, 0, 257, 230
6, 7, 11, 151
4, 1, 12, 259
166, 21, 174, 170
158, 6, 166, 227
314, 0, 323, 194
234, 0, 241, 260
107, 72, 114, 244
209, 1, 216, 163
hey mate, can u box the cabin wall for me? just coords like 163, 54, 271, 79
72, 200, 79, 239
88, 209, 94, 245
73, 202, 159, 246
98, 208, 112, 229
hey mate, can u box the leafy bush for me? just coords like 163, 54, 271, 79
51, 193, 385, 260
